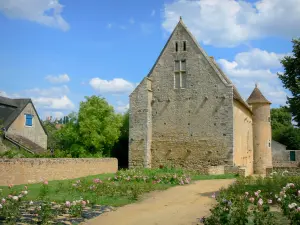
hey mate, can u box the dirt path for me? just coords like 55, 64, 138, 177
82, 179, 235, 225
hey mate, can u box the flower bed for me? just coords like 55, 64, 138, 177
199, 174, 300, 225
1, 167, 218, 224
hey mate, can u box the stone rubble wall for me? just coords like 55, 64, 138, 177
0, 158, 118, 185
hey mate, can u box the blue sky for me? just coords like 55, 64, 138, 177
0, 0, 299, 120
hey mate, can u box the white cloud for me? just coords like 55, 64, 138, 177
43, 111, 64, 120
234, 48, 286, 70
0, 0, 69, 31
115, 103, 129, 113
45, 74, 70, 83
24, 85, 69, 97
0, 91, 8, 97
162, 0, 300, 47
217, 48, 290, 105
89, 78, 135, 94
33, 95, 75, 110
151, 10, 156, 17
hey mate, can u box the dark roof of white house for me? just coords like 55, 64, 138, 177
0, 96, 46, 134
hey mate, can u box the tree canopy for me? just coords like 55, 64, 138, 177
271, 107, 300, 150
278, 38, 300, 126
45, 96, 124, 157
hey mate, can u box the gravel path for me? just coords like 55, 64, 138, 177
81, 179, 235, 225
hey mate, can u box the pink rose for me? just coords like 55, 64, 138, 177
43, 180, 48, 185
8, 184, 13, 189
81, 201, 87, 206
249, 197, 255, 203
65, 201, 71, 208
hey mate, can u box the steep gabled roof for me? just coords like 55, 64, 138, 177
247, 85, 271, 104
144, 18, 231, 86
0, 96, 47, 134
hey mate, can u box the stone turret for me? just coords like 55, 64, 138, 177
247, 84, 272, 174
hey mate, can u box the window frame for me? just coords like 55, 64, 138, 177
25, 114, 33, 127
174, 60, 187, 89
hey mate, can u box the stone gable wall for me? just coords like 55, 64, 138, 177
129, 22, 234, 172
7, 103, 47, 150
0, 158, 118, 185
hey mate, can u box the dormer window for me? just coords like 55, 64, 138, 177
174, 60, 187, 89
183, 41, 187, 51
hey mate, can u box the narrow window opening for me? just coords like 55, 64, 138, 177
174, 59, 187, 89
268, 140, 271, 148
181, 72, 187, 88
175, 60, 180, 71
183, 41, 186, 51
175, 42, 178, 52
181, 60, 186, 71
268, 117, 271, 122
175, 73, 180, 89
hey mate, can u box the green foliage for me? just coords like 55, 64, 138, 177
78, 96, 122, 156
278, 38, 300, 126
43, 120, 59, 150
271, 107, 300, 149
200, 174, 300, 225
42, 96, 123, 158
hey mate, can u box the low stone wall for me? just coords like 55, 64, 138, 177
0, 158, 118, 186
266, 167, 300, 177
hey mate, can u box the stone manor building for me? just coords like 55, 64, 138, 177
129, 18, 272, 175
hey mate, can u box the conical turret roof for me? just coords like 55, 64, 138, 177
247, 84, 271, 104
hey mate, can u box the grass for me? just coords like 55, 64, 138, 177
0, 169, 237, 207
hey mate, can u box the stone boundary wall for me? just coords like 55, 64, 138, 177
266, 167, 300, 177
0, 158, 118, 186
208, 165, 240, 175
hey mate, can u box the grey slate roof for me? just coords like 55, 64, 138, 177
0, 96, 31, 129
0, 96, 47, 134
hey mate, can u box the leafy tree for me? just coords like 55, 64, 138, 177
278, 38, 300, 126
271, 107, 300, 149
43, 120, 59, 150
78, 96, 122, 156
55, 112, 80, 152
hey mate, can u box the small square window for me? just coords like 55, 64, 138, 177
25, 114, 33, 126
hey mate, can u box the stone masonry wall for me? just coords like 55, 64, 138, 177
129, 78, 152, 168
7, 103, 47, 149
0, 158, 118, 185
147, 22, 234, 171
266, 167, 300, 177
